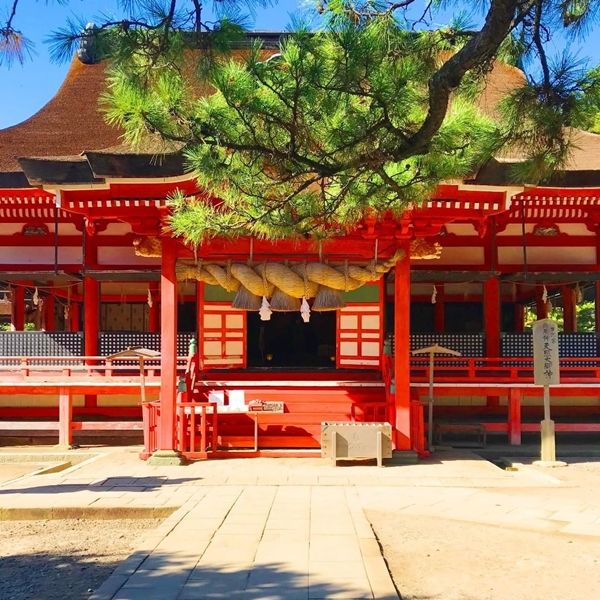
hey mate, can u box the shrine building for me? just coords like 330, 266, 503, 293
1, 32, 600, 460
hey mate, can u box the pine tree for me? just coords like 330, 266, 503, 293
4, 1, 600, 242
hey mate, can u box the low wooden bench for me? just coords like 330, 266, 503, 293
434, 423, 487, 448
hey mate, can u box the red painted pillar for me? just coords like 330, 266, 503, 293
434, 288, 445, 333
83, 233, 99, 408
484, 278, 501, 357
43, 295, 55, 332
84, 277, 99, 358
196, 280, 204, 349
157, 237, 179, 453
11, 286, 25, 331
508, 388, 522, 445
596, 281, 600, 333
83, 277, 99, 408
562, 285, 577, 332
484, 278, 501, 407
148, 281, 160, 332
536, 290, 549, 320
394, 243, 411, 451
58, 386, 73, 448
70, 303, 80, 332
514, 304, 525, 333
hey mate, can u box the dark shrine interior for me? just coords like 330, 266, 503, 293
247, 311, 337, 369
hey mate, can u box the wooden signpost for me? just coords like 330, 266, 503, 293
532, 319, 560, 463
412, 344, 462, 450
106, 347, 161, 406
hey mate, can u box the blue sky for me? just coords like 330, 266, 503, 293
1, 0, 600, 129
0, 0, 301, 128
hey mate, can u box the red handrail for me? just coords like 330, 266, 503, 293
0, 356, 190, 379
175, 400, 218, 458
410, 400, 429, 458
409, 356, 600, 384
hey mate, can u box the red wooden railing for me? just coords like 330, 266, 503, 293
175, 401, 219, 458
0, 355, 188, 453
410, 400, 429, 458
0, 356, 189, 380
141, 400, 161, 460
409, 356, 600, 384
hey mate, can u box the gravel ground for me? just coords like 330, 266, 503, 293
0, 519, 161, 600
369, 511, 600, 600
369, 459, 600, 600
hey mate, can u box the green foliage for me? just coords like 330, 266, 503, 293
103, 12, 506, 241
160, 25, 500, 241
0, 322, 36, 331
96, 1, 600, 242
7, 1, 600, 241
524, 300, 596, 332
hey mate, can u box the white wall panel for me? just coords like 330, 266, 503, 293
0, 246, 82, 264
498, 246, 596, 265
97, 245, 161, 266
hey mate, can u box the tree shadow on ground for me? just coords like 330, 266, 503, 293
0, 476, 199, 494
111, 551, 368, 600
0, 548, 123, 600
0, 548, 370, 600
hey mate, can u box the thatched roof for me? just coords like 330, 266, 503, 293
2, 34, 600, 188
0, 60, 121, 177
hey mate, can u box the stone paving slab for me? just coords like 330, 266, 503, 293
89, 486, 398, 600
356, 484, 600, 537
4, 447, 600, 599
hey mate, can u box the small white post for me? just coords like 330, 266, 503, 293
376, 431, 383, 468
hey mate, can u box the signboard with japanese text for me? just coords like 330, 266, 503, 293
533, 319, 560, 386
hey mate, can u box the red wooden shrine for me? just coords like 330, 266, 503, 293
2, 38, 600, 460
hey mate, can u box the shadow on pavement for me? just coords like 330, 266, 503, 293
1, 548, 367, 600
0, 476, 198, 494
110, 553, 363, 600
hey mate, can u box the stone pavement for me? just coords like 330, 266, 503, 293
89, 486, 396, 600
2, 446, 600, 599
